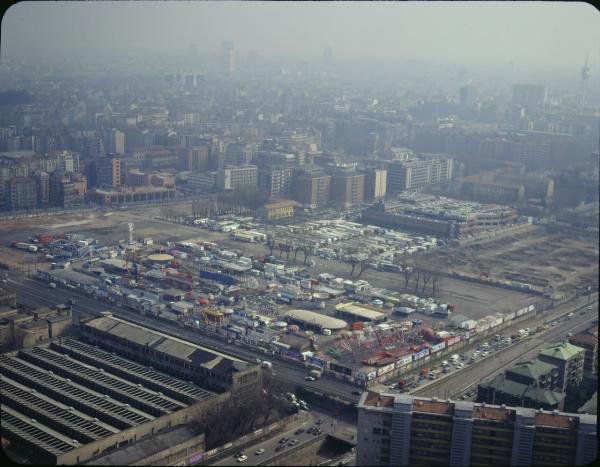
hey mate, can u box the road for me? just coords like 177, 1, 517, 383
5, 271, 362, 403
210, 401, 356, 466
412, 303, 597, 399
210, 415, 317, 466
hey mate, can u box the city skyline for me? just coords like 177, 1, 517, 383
2, 1, 599, 72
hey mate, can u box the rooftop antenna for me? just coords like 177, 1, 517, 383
128, 223, 134, 245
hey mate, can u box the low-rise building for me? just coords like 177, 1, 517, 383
258, 199, 299, 222
478, 359, 565, 410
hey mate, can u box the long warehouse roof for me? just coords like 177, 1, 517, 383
285, 309, 347, 330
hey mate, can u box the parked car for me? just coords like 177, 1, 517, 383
275, 444, 285, 452
279, 437, 289, 444
295, 428, 305, 435
237, 455, 248, 462
255, 449, 265, 455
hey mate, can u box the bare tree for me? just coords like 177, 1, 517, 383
413, 268, 421, 292
357, 261, 372, 278
421, 273, 432, 294
402, 265, 413, 290
431, 273, 443, 297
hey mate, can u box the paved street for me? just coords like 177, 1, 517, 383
412, 302, 597, 398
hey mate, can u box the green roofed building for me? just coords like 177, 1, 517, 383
538, 342, 585, 393
478, 359, 565, 410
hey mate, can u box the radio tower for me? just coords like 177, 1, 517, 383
581, 54, 590, 108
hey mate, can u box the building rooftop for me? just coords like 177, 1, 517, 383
412, 399, 454, 416
539, 342, 585, 360
263, 199, 299, 209
506, 359, 557, 382
284, 309, 347, 330
82, 315, 247, 375
87, 424, 202, 465
336, 302, 385, 321
569, 332, 598, 347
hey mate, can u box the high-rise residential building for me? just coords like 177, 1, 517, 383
216, 165, 258, 190
512, 84, 547, 110
188, 171, 217, 193
569, 327, 598, 377
258, 167, 293, 199
292, 170, 331, 208
364, 169, 387, 200
225, 142, 253, 166
221, 40, 235, 74
385, 155, 453, 194
356, 392, 597, 467
459, 85, 477, 107
331, 170, 365, 207
114, 130, 125, 154
538, 342, 585, 393
34, 170, 50, 205
180, 146, 209, 172
5, 176, 37, 209
89, 155, 121, 188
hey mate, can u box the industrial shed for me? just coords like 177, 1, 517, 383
285, 309, 347, 331
335, 302, 387, 323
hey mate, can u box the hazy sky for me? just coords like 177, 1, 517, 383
2, 1, 599, 70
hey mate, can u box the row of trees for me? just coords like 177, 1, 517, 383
343, 249, 444, 297
192, 374, 294, 450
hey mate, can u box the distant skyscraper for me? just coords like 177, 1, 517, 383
323, 46, 332, 65
580, 55, 590, 107
459, 85, 476, 108
221, 40, 235, 74
189, 43, 198, 62
512, 84, 547, 110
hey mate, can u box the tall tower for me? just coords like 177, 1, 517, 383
221, 40, 235, 75
581, 54, 590, 108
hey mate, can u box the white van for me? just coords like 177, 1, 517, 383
322, 328, 332, 336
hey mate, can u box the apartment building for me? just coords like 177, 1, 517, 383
258, 166, 293, 199
356, 392, 596, 467
538, 342, 586, 392
332, 170, 365, 207
364, 168, 387, 200
569, 328, 598, 377
292, 170, 331, 208
5, 176, 37, 209
216, 165, 258, 190
477, 359, 564, 410
385, 154, 453, 194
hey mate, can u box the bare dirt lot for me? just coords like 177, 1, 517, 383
425, 225, 599, 298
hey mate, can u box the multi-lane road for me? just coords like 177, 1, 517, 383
412, 301, 597, 399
